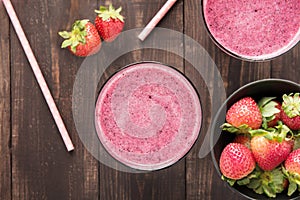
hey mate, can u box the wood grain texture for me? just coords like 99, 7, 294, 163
184, 0, 272, 200
10, 0, 99, 199
271, 46, 300, 82
184, 1, 228, 199
0, 2, 11, 200
49, 0, 100, 198
98, 1, 186, 200
1, 0, 299, 199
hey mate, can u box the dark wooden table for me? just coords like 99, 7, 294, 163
0, 0, 299, 199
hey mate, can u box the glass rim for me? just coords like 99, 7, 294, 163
201, 0, 300, 62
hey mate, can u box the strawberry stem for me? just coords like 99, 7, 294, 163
282, 166, 300, 196
221, 123, 252, 134
258, 97, 281, 129
249, 123, 292, 142
95, 4, 124, 22
58, 19, 89, 53
282, 93, 300, 118
245, 166, 285, 198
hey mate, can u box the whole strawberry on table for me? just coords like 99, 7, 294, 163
58, 4, 124, 57
95, 4, 124, 42
59, 19, 102, 57
219, 93, 300, 198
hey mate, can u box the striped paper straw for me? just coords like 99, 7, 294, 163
2, 0, 74, 152
138, 0, 177, 41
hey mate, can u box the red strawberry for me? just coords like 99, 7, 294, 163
281, 93, 300, 130
59, 20, 101, 57
95, 4, 124, 42
220, 143, 256, 180
258, 97, 281, 128
233, 135, 251, 148
285, 149, 300, 175
283, 149, 300, 196
250, 136, 293, 171
226, 97, 262, 129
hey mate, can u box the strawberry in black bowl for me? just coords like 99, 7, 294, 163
211, 79, 300, 199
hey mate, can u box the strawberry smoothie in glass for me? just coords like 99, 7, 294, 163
203, 0, 300, 61
95, 62, 202, 171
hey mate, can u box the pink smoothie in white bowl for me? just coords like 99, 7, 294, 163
203, 0, 300, 61
95, 62, 202, 170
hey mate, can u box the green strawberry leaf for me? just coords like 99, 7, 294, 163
272, 123, 292, 142
245, 167, 285, 198
261, 101, 280, 117
288, 182, 297, 196
248, 167, 262, 178
282, 166, 288, 176
262, 185, 276, 198
58, 31, 71, 39
100, 6, 107, 12
249, 123, 292, 142
221, 175, 236, 186
221, 123, 252, 134
221, 123, 239, 133
116, 7, 122, 13
258, 97, 281, 129
61, 39, 73, 48
58, 19, 90, 53
247, 178, 261, 189
95, 4, 124, 22
237, 177, 250, 185
238, 166, 262, 188
262, 115, 277, 129
258, 97, 277, 107
295, 174, 300, 185
254, 185, 264, 194
249, 129, 271, 137
261, 118, 268, 129
282, 93, 300, 118
282, 166, 300, 196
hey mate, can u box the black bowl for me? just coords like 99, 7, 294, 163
211, 78, 300, 199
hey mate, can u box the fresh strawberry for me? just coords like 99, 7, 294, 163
225, 97, 262, 130
283, 149, 300, 196
285, 149, 300, 175
250, 135, 293, 171
233, 135, 251, 148
258, 97, 281, 128
220, 143, 256, 180
281, 93, 300, 130
59, 20, 101, 57
95, 4, 124, 42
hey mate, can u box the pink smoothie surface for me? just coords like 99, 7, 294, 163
203, 0, 300, 59
95, 63, 202, 170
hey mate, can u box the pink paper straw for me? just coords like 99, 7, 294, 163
138, 0, 177, 41
2, 0, 74, 152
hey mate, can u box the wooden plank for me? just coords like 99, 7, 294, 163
184, 0, 271, 199
98, 0, 186, 200
184, 2, 232, 199
48, 0, 100, 197
0, 2, 11, 199
10, 0, 99, 199
271, 46, 300, 82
